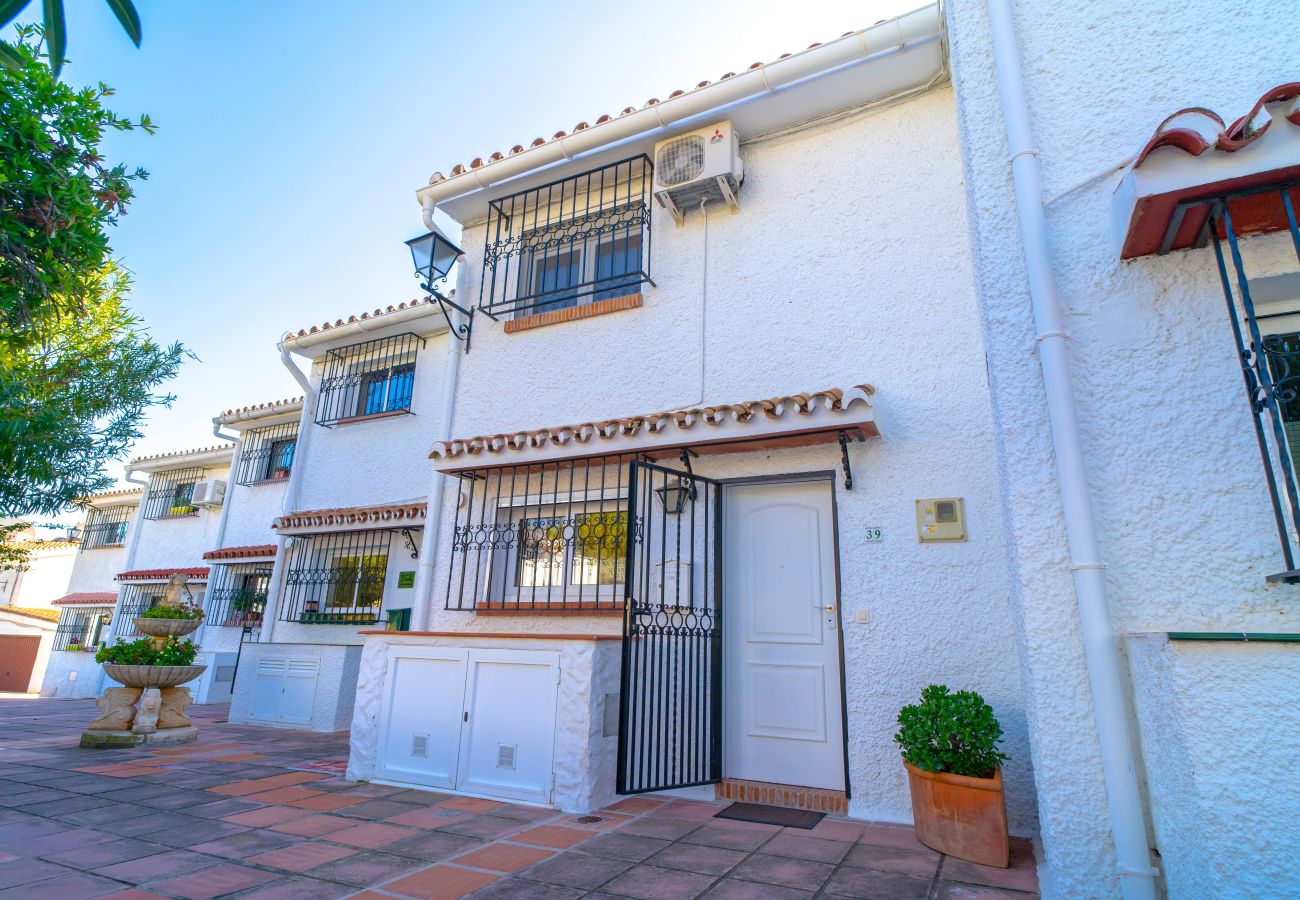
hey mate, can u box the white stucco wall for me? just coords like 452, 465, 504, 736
130, 463, 232, 573
40, 642, 104, 698
386, 86, 1035, 830
228, 641, 361, 731
349, 634, 622, 812
222, 478, 289, 549
943, 0, 1300, 895
1, 544, 76, 609
1126, 635, 1300, 898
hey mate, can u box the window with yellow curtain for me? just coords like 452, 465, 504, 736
328, 554, 388, 608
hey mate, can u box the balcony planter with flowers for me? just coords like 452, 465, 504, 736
81, 575, 208, 748
895, 684, 1010, 867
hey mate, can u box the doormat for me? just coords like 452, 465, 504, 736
290, 758, 349, 776
715, 802, 825, 829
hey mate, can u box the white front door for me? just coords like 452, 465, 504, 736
724, 480, 845, 790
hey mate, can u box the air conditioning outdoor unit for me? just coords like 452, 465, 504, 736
191, 479, 226, 508
652, 121, 743, 226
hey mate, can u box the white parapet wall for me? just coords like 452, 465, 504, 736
1125, 633, 1300, 898
349, 633, 622, 813
228, 641, 361, 732
41, 649, 104, 698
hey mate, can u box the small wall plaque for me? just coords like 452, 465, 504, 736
864, 527, 883, 543
397, 571, 416, 589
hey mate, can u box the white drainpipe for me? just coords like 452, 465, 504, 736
411, 261, 467, 631
259, 341, 319, 642
984, 1, 1157, 896
207, 421, 240, 559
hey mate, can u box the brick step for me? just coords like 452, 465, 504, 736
715, 778, 848, 815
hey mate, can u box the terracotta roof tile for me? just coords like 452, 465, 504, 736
274, 501, 427, 533
1133, 82, 1300, 168
432, 385, 874, 462
2, 607, 60, 623
426, 28, 861, 187
52, 592, 118, 606
129, 444, 233, 465
285, 292, 457, 340
203, 544, 277, 561
82, 488, 143, 502
218, 396, 304, 419
116, 567, 209, 582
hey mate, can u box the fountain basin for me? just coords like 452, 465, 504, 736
102, 663, 207, 689
133, 617, 202, 638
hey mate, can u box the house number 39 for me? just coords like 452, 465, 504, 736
865, 527, 883, 543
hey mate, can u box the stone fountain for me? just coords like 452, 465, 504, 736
81, 574, 207, 748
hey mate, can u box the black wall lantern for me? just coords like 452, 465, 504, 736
654, 476, 697, 515
406, 226, 474, 349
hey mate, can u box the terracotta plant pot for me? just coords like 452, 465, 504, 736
905, 762, 1009, 867
134, 617, 202, 638
102, 663, 207, 689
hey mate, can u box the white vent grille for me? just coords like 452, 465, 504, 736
656, 135, 706, 187
496, 743, 517, 769
411, 733, 429, 758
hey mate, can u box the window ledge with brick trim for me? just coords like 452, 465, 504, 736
332, 408, 412, 427
474, 600, 624, 617
504, 292, 642, 335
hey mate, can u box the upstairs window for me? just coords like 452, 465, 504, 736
480, 155, 653, 321
205, 563, 272, 626
80, 506, 132, 549
236, 422, 299, 484
315, 333, 424, 426
142, 468, 205, 519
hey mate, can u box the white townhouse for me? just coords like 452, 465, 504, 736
226, 302, 453, 732
42, 488, 141, 698
349, 0, 1039, 846
0, 528, 77, 693
941, 0, 1300, 896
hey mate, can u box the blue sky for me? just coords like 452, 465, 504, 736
25, 0, 915, 525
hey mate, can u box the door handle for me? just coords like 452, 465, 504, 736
823, 605, 835, 613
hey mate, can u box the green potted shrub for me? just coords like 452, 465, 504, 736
96, 636, 204, 689
895, 684, 1010, 867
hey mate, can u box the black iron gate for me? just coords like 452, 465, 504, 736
617, 459, 723, 794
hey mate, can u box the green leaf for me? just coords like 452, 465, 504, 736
103, 0, 139, 46
0, 39, 22, 69
0, 0, 31, 30
41, 0, 64, 77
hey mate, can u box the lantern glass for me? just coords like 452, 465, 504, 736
406, 227, 463, 285
654, 478, 696, 515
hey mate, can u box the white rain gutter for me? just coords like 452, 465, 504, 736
259, 341, 319, 642
411, 262, 467, 631
281, 302, 448, 355
415, 2, 945, 229
984, 1, 1157, 896
208, 421, 241, 560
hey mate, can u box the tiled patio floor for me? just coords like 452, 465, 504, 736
0, 696, 1038, 899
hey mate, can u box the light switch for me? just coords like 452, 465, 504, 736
854, 611, 869, 624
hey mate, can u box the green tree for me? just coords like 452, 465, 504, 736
0, 0, 141, 77
0, 29, 185, 560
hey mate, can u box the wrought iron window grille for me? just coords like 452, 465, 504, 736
80, 506, 131, 549
113, 585, 167, 638
278, 529, 397, 624
235, 422, 299, 485
480, 155, 654, 321
205, 563, 272, 627
53, 608, 109, 651
1164, 180, 1300, 582
314, 333, 424, 427
446, 455, 654, 613
142, 467, 206, 519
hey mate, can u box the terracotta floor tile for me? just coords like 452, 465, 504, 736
282, 792, 367, 811
440, 797, 502, 814
247, 840, 357, 872
551, 812, 634, 832
453, 841, 553, 872
146, 861, 279, 899
387, 807, 468, 829
207, 780, 278, 797
603, 796, 666, 815
512, 825, 593, 849
222, 806, 312, 827
242, 786, 325, 804
326, 822, 416, 849
808, 818, 868, 842
384, 863, 500, 899
269, 814, 356, 837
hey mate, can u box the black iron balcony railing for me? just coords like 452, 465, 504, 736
479, 155, 653, 320
204, 588, 268, 627
142, 467, 205, 519
236, 422, 299, 485
279, 530, 393, 624
315, 333, 424, 427
80, 510, 130, 549
446, 455, 637, 612
53, 609, 108, 651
